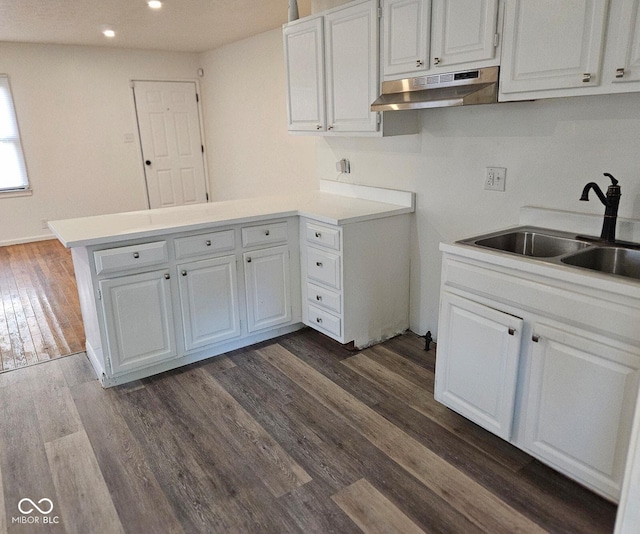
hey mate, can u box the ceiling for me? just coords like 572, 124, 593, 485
0, 0, 313, 53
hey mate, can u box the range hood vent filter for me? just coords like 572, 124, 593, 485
371, 66, 499, 112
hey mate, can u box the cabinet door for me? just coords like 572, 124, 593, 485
284, 17, 326, 132
431, 0, 499, 69
325, 0, 379, 133
177, 256, 240, 352
435, 292, 523, 440
243, 246, 292, 333
382, 0, 431, 77
610, 0, 640, 83
100, 270, 177, 375
523, 323, 640, 500
501, 0, 608, 94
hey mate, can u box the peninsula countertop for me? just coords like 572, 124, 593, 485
48, 182, 416, 248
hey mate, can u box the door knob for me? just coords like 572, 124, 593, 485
145, 160, 151, 166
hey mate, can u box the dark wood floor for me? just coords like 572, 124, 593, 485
0, 240, 85, 371
0, 328, 616, 533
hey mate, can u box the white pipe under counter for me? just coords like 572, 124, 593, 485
49, 181, 415, 388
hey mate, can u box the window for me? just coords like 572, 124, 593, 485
0, 75, 29, 192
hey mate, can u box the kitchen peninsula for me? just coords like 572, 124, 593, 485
49, 181, 414, 387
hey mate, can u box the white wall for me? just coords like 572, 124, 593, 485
198, 30, 316, 201
316, 93, 640, 336
0, 42, 201, 245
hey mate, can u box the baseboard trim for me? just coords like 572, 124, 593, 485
0, 234, 56, 247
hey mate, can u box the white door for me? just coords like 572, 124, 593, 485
523, 322, 640, 500
434, 292, 523, 440
325, 0, 380, 133
431, 0, 499, 69
382, 0, 431, 78
610, 0, 640, 83
133, 80, 208, 209
500, 0, 608, 93
177, 255, 241, 351
100, 270, 177, 375
243, 246, 292, 333
284, 17, 326, 132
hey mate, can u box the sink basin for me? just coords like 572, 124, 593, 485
561, 247, 640, 280
474, 231, 591, 258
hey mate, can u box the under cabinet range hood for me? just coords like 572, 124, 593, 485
371, 66, 499, 112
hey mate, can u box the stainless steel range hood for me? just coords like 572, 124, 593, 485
371, 66, 499, 112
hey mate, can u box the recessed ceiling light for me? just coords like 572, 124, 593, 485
147, 1, 162, 9
102, 29, 115, 38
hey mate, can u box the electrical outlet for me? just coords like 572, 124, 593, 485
485, 167, 506, 191
41, 218, 49, 230
123, 133, 135, 143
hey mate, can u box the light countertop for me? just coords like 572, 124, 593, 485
49, 185, 415, 248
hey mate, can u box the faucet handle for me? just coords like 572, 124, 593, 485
604, 172, 619, 186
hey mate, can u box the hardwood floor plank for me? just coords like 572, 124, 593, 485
257, 343, 548, 534
58, 352, 97, 388
331, 478, 426, 534
0, 466, 6, 534
70, 379, 184, 534
382, 331, 436, 372
360, 343, 435, 389
45, 430, 124, 534
171, 365, 312, 497
29, 359, 82, 443
0, 366, 65, 533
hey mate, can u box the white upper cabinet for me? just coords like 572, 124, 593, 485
325, 0, 380, 133
609, 0, 640, 83
500, 0, 609, 96
283, 17, 326, 132
431, 0, 500, 69
382, 0, 432, 76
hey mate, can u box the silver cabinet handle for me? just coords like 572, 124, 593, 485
434, 57, 441, 65
532, 335, 540, 343
164, 273, 170, 280
315, 231, 321, 238
316, 295, 322, 301
583, 72, 592, 82
247, 257, 252, 263
327, 125, 333, 130
205, 240, 211, 246
316, 317, 323, 324
316, 261, 323, 267
508, 328, 516, 336
265, 230, 270, 236
616, 68, 625, 78
416, 59, 423, 67
181, 270, 187, 276
133, 252, 140, 259
316, 124, 322, 130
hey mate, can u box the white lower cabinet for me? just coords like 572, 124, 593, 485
100, 270, 177, 375
523, 322, 639, 499
436, 248, 640, 501
177, 255, 241, 351
243, 245, 292, 333
435, 292, 523, 440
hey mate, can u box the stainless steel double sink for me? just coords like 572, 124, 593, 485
459, 226, 640, 281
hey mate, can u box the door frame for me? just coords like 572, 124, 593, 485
130, 78, 210, 209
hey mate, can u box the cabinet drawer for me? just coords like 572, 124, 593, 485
241, 222, 287, 247
306, 247, 341, 289
305, 222, 341, 251
307, 282, 341, 314
174, 229, 235, 260
94, 242, 168, 275
307, 304, 342, 338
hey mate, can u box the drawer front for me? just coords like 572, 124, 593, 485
242, 222, 287, 248
174, 229, 235, 259
307, 304, 342, 338
307, 247, 341, 289
305, 222, 341, 251
307, 282, 341, 314
94, 241, 168, 275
